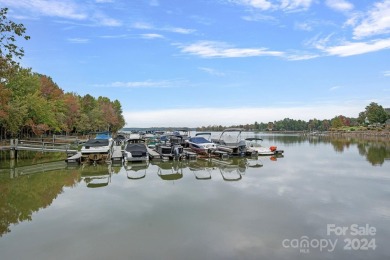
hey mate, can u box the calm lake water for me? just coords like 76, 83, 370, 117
0, 133, 389, 260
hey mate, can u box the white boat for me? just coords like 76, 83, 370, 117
211, 128, 247, 156
187, 133, 217, 155
81, 132, 113, 162
124, 133, 149, 162
245, 137, 283, 155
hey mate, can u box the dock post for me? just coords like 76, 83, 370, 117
10, 139, 15, 159
9, 157, 15, 178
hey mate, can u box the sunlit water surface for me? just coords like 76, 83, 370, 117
0, 134, 389, 260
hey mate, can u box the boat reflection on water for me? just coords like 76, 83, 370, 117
210, 158, 246, 181
270, 153, 285, 161
125, 161, 148, 180
246, 156, 264, 168
80, 164, 113, 188
154, 160, 184, 181
73, 153, 273, 184
188, 159, 214, 180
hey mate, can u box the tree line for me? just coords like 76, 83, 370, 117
0, 63, 125, 138
196, 102, 390, 132
0, 8, 125, 139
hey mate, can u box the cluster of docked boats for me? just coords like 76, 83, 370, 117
122, 128, 283, 162
78, 128, 284, 164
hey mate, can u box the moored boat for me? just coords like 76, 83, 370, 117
211, 128, 247, 156
80, 132, 113, 163
187, 132, 217, 155
124, 133, 149, 162
154, 135, 185, 160
245, 137, 284, 155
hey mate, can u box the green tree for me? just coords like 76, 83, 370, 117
331, 115, 344, 128
0, 8, 30, 65
3, 97, 27, 137
364, 102, 389, 124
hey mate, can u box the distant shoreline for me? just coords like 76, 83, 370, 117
267, 129, 390, 138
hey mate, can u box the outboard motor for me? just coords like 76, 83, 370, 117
173, 145, 180, 160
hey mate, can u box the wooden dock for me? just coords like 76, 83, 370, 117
183, 149, 197, 160
111, 146, 123, 164
147, 147, 162, 161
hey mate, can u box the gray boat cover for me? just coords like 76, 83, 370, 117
125, 143, 147, 157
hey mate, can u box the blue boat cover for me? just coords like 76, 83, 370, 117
96, 132, 112, 139
189, 137, 210, 144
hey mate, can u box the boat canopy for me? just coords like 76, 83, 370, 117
222, 128, 244, 132
84, 139, 110, 147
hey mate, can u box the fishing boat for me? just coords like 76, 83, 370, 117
80, 132, 113, 163
187, 132, 217, 155
171, 129, 190, 147
154, 135, 185, 160
211, 128, 247, 156
123, 133, 149, 162
245, 137, 284, 155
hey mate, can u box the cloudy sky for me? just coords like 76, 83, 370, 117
1, 0, 390, 127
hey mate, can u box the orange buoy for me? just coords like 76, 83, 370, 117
270, 146, 277, 152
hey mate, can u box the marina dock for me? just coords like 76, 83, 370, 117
111, 146, 124, 164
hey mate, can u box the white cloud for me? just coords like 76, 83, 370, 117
0, 0, 87, 19
229, 0, 273, 10
242, 13, 277, 22
279, 0, 313, 12
286, 53, 319, 60
132, 22, 195, 34
67, 38, 89, 43
199, 67, 225, 76
325, 0, 354, 12
294, 22, 312, 31
178, 41, 284, 58
329, 86, 341, 91
318, 38, 390, 57
140, 33, 165, 39
384, 71, 390, 77
93, 80, 182, 88
229, 0, 314, 12
132, 22, 154, 30
99, 34, 129, 39
92, 12, 122, 26
123, 103, 363, 127
0, 0, 122, 27
352, 0, 390, 39
95, 0, 114, 3
165, 27, 196, 34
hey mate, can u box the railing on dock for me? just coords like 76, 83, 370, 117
0, 138, 79, 159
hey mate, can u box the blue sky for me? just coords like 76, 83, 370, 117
1, 0, 390, 127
